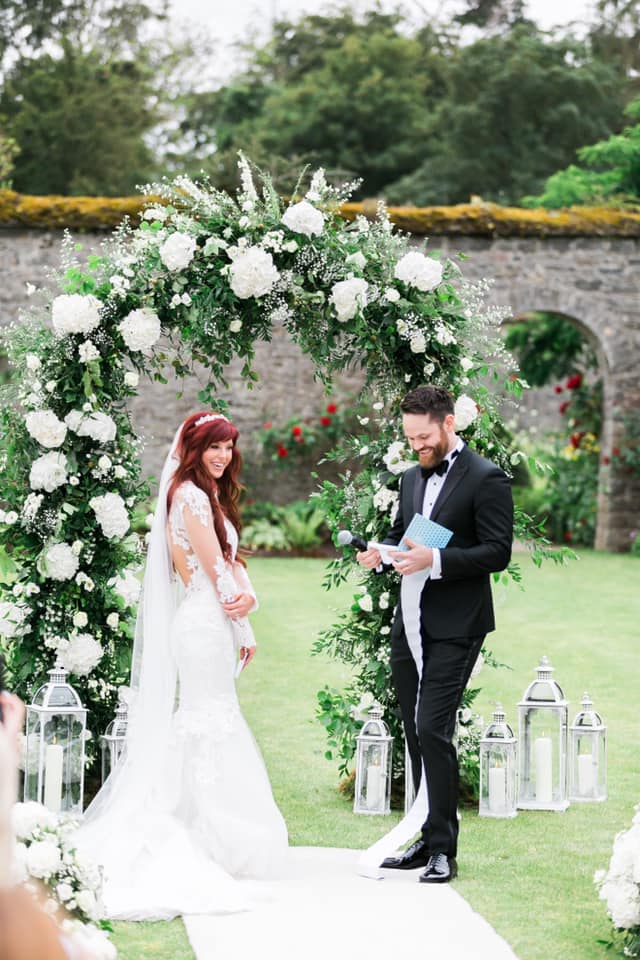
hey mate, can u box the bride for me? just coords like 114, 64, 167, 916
75, 412, 288, 920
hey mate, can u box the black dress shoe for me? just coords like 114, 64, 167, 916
380, 839, 430, 870
418, 853, 458, 884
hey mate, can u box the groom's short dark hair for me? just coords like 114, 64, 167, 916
400, 385, 454, 422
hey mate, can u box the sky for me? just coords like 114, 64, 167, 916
170, 0, 597, 82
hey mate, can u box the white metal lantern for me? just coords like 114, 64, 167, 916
569, 693, 607, 802
100, 694, 129, 784
517, 656, 569, 811
479, 704, 518, 818
24, 661, 87, 814
354, 702, 393, 815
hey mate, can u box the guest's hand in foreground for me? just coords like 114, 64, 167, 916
389, 538, 434, 575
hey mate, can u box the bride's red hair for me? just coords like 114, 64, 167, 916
167, 412, 243, 562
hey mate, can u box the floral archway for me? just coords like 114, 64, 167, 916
0, 157, 540, 770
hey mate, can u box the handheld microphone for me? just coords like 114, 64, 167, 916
337, 529, 369, 552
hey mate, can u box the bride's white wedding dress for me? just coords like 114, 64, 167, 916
75, 480, 287, 920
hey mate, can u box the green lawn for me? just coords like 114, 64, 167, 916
112, 551, 639, 960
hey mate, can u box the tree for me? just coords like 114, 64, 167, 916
177, 9, 450, 197
385, 26, 626, 205
1, 44, 157, 195
522, 97, 640, 208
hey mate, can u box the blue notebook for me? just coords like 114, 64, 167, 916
399, 513, 453, 551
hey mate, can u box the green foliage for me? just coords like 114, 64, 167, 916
0, 130, 19, 187
1, 45, 156, 195
385, 25, 625, 205
241, 500, 329, 553
504, 312, 598, 387
523, 96, 640, 208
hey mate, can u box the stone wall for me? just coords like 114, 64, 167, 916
1, 227, 638, 548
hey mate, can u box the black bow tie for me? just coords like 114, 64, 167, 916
421, 449, 459, 480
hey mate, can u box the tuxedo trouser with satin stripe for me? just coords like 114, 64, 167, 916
391, 632, 485, 859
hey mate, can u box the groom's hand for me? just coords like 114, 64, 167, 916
356, 548, 382, 569
389, 538, 433, 575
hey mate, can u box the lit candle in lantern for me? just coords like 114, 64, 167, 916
488, 764, 507, 814
366, 763, 382, 809
43, 738, 63, 813
534, 735, 553, 803
578, 753, 594, 796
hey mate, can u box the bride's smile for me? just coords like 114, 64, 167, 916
202, 439, 234, 478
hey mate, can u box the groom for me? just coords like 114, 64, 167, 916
357, 385, 514, 883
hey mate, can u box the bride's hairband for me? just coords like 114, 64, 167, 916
195, 413, 229, 427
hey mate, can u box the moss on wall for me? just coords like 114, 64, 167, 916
1, 189, 640, 237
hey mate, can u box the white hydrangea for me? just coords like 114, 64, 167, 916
394, 251, 443, 291
373, 486, 399, 517
26, 839, 62, 879
118, 307, 161, 353
383, 440, 414, 475
142, 205, 168, 222
51, 294, 101, 337
90, 492, 130, 540
63, 920, 117, 960
41, 542, 79, 581
0, 601, 30, 638
26, 354, 41, 372
59, 633, 104, 677
25, 410, 67, 449
434, 322, 457, 346
229, 246, 280, 299
124, 370, 139, 387
409, 331, 427, 354
78, 340, 100, 363
65, 410, 117, 444
29, 451, 68, 492
345, 251, 367, 270
454, 394, 479, 431
384, 288, 401, 303
281, 200, 324, 237
330, 277, 368, 322
11, 802, 57, 841
159, 232, 197, 271
109, 568, 141, 607
357, 593, 373, 613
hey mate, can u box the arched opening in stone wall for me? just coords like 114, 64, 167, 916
503, 309, 609, 548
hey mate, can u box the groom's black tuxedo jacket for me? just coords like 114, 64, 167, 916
384, 445, 514, 641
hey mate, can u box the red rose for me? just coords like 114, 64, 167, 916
326, 403, 338, 414
564, 530, 573, 543
570, 432, 584, 449
612, 447, 621, 456
554, 385, 563, 394
263, 421, 272, 430
320, 416, 332, 426
277, 445, 288, 458
559, 401, 569, 414
566, 373, 583, 390
291, 425, 303, 437
602, 456, 610, 465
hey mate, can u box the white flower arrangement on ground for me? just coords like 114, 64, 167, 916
10, 801, 116, 959
595, 807, 640, 956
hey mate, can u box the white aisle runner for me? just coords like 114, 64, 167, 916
184, 847, 519, 960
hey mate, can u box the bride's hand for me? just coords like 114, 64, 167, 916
222, 592, 254, 619
239, 645, 256, 670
